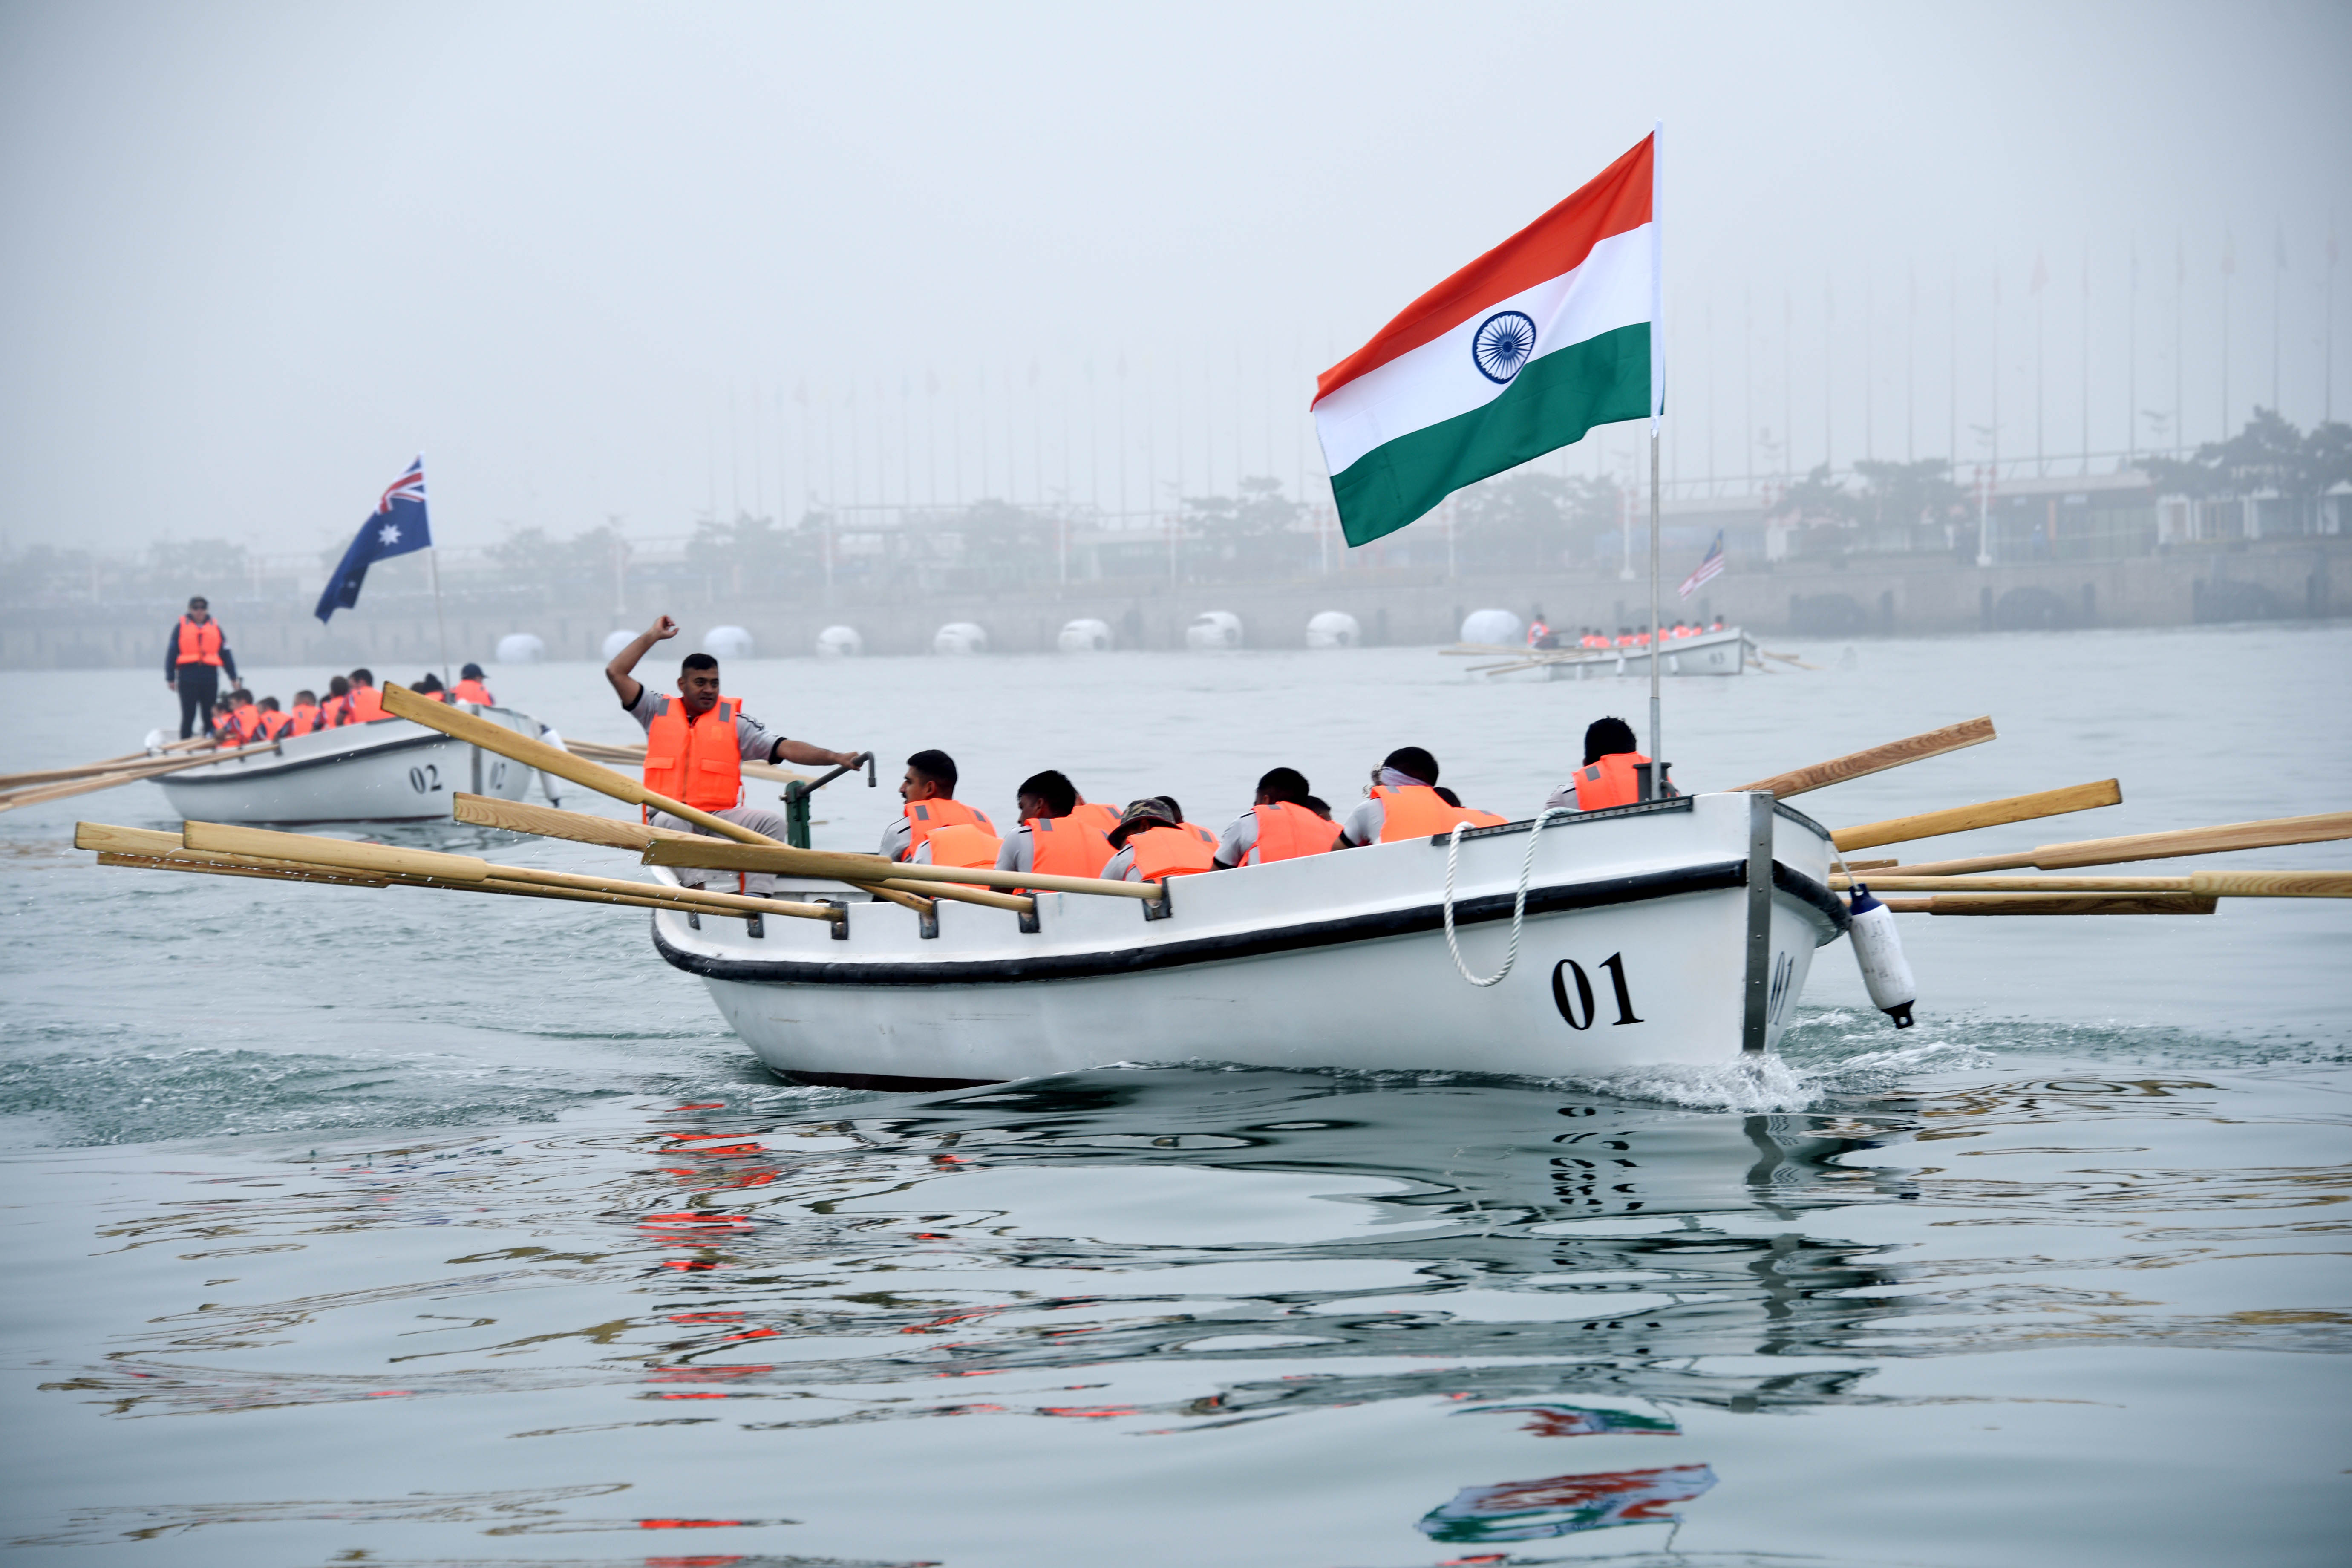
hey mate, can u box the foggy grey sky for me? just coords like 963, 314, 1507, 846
4, 0, 2348, 560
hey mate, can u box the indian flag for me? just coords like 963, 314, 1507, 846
1313, 129, 1661, 547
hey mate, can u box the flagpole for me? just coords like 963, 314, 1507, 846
422, 453, 451, 686
1647, 119, 1665, 790
427, 545, 452, 687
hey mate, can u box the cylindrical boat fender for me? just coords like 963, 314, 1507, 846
535, 725, 567, 807
1846, 884, 1916, 1028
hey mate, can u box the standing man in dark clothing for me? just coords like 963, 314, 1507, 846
165, 596, 239, 739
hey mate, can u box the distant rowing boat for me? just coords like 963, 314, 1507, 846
1453, 624, 1760, 680
154, 704, 560, 824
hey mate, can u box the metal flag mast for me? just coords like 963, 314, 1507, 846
420, 453, 453, 688
1646, 121, 1665, 791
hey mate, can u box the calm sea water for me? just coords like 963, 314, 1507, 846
2, 624, 2347, 1566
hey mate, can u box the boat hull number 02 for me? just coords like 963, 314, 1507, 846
408, 763, 443, 794
1551, 953, 1643, 1029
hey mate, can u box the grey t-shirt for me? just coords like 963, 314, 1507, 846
625, 687, 780, 762
1340, 795, 1385, 847
1215, 810, 1259, 866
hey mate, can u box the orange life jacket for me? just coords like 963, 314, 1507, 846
643, 694, 745, 811
174, 616, 224, 666
1581, 634, 1608, 649
1371, 784, 1502, 842
256, 710, 292, 741
1126, 825, 1216, 881
1026, 814, 1114, 879
317, 695, 347, 726
345, 685, 387, 722
1068, 801, 1121, 837
1251, 801, 1340, 864
210, 709, 240, 744
223, 705, 265, 745
1526, 620, 1550, 646
286, 702, 325, 736
924, 821, 1004, 872
1569, 751, 1651, 811
452, 677, 494, 704
900, 797, 994, 862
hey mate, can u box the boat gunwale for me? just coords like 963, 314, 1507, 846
655, 859, 1847, 988
154, 707, 544, 787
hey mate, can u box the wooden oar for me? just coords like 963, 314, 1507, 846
1830, 779, 2121, 852
375, 683, 939, 916
1760, 650, 1824, 670
1887, 812, 2352, 877
0, 740, 285, 813
1735, 715, 1996, 798
0, 738, 211, 791
2188, 870, 2352, 898
178, 821, 847, 923
96, 851, 396, 888
641, 836, 1164, 902
1882, 893, 2217, 916
443, 793, 1021, 914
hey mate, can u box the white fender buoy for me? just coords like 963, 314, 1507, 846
535, 726, 567, 807
815, 625, 862, 658
142, 728, 167, 755
1845, 884, 1917, 1028
1185, 611, 1242, 650
933, 621, 988, 655
1057, 618, 1112, 653
496, 632, 546, 664
600, 629, 638, 660
1459, 608, 1523, 646
1305, 611, 1360, 649
703, 625, 755, 660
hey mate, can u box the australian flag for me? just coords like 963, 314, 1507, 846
315, 456, 432, 623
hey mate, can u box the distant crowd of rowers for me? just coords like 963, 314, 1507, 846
164, 594, 492, 744
1524, 614, 1727, 651
603, 614, 1668, 894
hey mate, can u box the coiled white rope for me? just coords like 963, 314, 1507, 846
1442, 806, 1577, 987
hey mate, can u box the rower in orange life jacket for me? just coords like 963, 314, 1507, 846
451, 663, 495, 704
994, 770, 1114, 881
1213, 766, 1343, 868
166, 596, 239, 740
1339, 747, 1506, 846
605, 616, 865, 894
285, 691, 327, 736
885, 748, 995, 863
343, 669, 388, 722
1525, 615, 1551, 649
1548, 715, 1673, 812
1102, 798, 1216, 882
318, 676, 353, 726
254, 699, 294, 741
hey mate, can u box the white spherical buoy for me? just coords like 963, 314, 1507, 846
1185, 611, 1243, 650
1459, 608, 1524, 646
600, 628, 638, 660
1305, 611, 1360, 650
1057, 617, 1113, 653
703, 625, 755, 660
496, 632, 546, 664
815, 625, 863, 659
934, 621, 989, 655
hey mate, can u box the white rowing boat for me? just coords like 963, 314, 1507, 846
1478, 624, 1755, 681
649, 790, 1844, 1090
154, 705, 561, 824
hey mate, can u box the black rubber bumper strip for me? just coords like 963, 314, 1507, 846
657, 859, 1751, 988
1774, 862, 1851, 938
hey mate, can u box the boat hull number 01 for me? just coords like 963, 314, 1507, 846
408, 763, 444, 794
1551, 953, 1643, 1029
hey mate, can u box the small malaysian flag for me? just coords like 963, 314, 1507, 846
1677, 530, 1725, 599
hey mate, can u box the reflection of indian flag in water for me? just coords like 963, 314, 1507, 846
1416, 1463, 1717, 1544
1312, 130, 1660, 548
